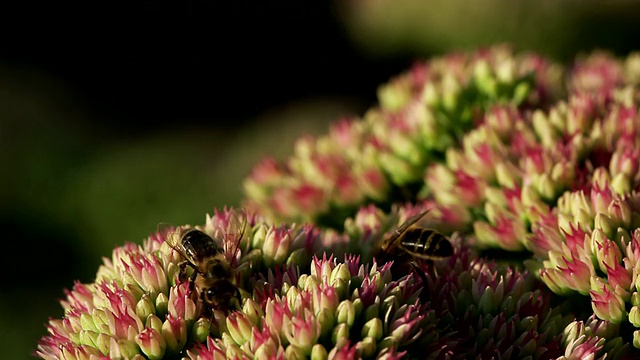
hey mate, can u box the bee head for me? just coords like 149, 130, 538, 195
203, 280, 241, 313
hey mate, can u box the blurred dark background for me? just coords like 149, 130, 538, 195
2, 1, 639, 358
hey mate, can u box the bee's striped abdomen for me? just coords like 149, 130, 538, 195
400, 228, 453, 260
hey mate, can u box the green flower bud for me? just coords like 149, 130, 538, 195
361, 318, 383, 341
254, 341, 280, 359
352, 298, 364, 319
317, 308, 335, 340
112, 339, 140, 359
378, 336, 399, 353
594, 213, 616, 239
78, 330, 98, 348
330, 264, 352, 285
357, 336, 377, 358
364, 301, 380, 321
303, 274, 321, 292
96, 333, 111, 355
224, 343, 244, 360
145, 314, 163, 334
336, 300, 356, 326
311, 344, 328, 360
332, 323, 350, 345
93, 309, 112, 332
165, 262, 181, 287
155, 292, 169, 318
251, 224, 268, 249
331, 278, 349, 300
241, 248, 263, 271
285, 345, 307, 360
243, 298, 264, 326
136, 294, 155, 320
80, 313, 98, 333
477, 285, 498, 314
297, 274, 309, 290
611, 173, 631, 194
192, 317, 211, 343
135, 328, 166, 360
630, 306, 640, 327
162, 315, 187, 353
226, 312, 253, 346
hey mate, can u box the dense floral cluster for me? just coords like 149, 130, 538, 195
242, 46, 640, 355
420, 52, 640, 348
39, 47, 640, 358
39, 206, 571, 359
243, 45, 563, 226
36, 208, 318, 359
559, 316, 631, 360
186, 255, 429, 359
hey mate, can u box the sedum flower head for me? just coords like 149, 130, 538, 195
38, 204, 569, 359
39, 48, 640, 359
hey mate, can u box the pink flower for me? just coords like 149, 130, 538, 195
590, 279, 627, 324
61, 281, 95, 314
284, 313, 320, 354
135, 327, 166, 359
262, 225, 294, 267
473, 209, 526, 251
163, 314, 187, 353
167, 279, 198, 322
328, 340, 358, 360
540, 254, 593, 295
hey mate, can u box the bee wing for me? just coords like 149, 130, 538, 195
157, 222, 186, 256
382, 210, 431, 252
223, 208, 248, 267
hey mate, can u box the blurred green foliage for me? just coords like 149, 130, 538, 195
337, 0, 640, 61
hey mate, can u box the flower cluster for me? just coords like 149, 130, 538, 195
422, 241, 569, 359
36, 208, 318, 360
38, 205, 569, 359
243, 45, 563, 226
559, 315, 630, 360
187, 254, 429, 359
38, 48, 640, 358
415, 52, 640, 349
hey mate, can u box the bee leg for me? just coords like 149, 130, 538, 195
178, 260, 198, 292
233, 287, 242, 310
178, 260, 190, 283
188, 269, 199, 292
410, 260, 430, 303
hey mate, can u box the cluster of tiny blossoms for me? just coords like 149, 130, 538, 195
242, 46, 640, 354
39, 48, 640, 358
418, 51, 640, 350
186, 255, 427, 359
243, 45, 563, 226
36, 208, 318, 359
38, 205, 572, 359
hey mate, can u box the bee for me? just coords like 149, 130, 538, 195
163, 211, 247, 316
379, 209, 453, 300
